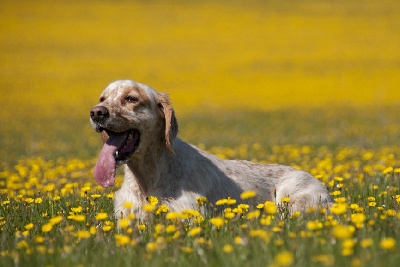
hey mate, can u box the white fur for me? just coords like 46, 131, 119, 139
91, 80, 332, 220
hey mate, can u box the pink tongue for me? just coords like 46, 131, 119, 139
94, 132, 129, 187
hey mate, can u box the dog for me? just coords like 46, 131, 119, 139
90, 80, 332, 220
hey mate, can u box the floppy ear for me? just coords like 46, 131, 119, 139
157, 93, 178, 153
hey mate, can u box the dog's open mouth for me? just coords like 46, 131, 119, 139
94, 129, 140, 188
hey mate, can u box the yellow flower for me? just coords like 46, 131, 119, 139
146, 242, 158, 252
49, 216, 63, 225
34, 197, 42, 204
143, 204, 155, 213
383, 166, 393, 174
360, 238, 373, 248
240, 190, 257, 199
236, 204, 249, 213
260, 216, 272, 226
24, 198, 34, 204
119, 219, 130, 229
115, 234, 130, 246
81, 186, 90, 193
196, 196, 208, 206
351, 213, 366, 226
216, 197, 236, 206
386, 209, 396, 217
209, 217, 224, 229
246, 210, 260, 220
165, 225, 177, 233
147, 196, 158, 206
380, 237, 396, 250
106, 193, 114, 199
102, 225, 112, 232
307, 220, 323, 231
224, 212, 235, 219
166, 211, 182, 220
332, 225, 355, 239
95, 212, 108, 220
187, 227, 201, 237
91, 194, 101, 199
155, 204, 169, 215
90, 226, 96, 235
41, 223, 53, 233
281, 197, 290, 203
264, 201, 277, 214
223, 244, 234, 253
312, 255, 334, 266
137, 224, 146, 231
181, 246, 193, 253
123, 201, 133, 209
52, 196, 61, 201
70, 215, 85, 222
275, 250, 294, 267
330, 203, 347, 215
74, 230, 91, 239
71, 206, 82, 213
35, 236, 44, 243
24, 223, 34, 230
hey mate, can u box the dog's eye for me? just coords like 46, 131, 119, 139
99, 97, 105, 103
125, 96, 139, 103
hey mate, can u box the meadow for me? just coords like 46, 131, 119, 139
1, 0, 400, 266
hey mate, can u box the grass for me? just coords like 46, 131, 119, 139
1, 0, 400, 266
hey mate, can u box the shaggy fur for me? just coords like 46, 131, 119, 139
90, 80, 332, 220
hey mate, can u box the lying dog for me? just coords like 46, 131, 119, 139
90, 80, 332, 219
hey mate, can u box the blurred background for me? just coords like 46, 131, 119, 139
1, 0, 400, 165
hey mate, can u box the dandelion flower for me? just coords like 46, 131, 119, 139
147, 196, 158, 206
143, 204, 155, 213
360, 238, 373, 248
49, 216, 63, 225
137, 224, 146, 231
123, 201, 133, 209
330, 203, 347, 215
181, 246, 193, 253
74, 230, 91, 239
275, 250, 294, 267
102, 225, 112, 232
240, 190, 257, 199
165, 225, 177, 233
264, 201, 277, 214
209, 217, 224, 229
70, 215, 85, 222
24, 223, 34, 230
223, 244, 234, 253
307, 220, 323, 231
41, 223, 53, 233
187, 227, 201, 237
380, 237, 396, 250
119, 219, 130, 229
115, 234, 130, 246
95, 212, 108, 220
332, 225, 355, 239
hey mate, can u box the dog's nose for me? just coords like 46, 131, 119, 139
90, 106, 109, 121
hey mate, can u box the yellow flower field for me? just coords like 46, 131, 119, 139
0, 0, 400, 266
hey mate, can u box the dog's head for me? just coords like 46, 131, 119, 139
90, 80, 178, 187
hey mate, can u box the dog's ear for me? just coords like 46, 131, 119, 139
157, 93, 178, 153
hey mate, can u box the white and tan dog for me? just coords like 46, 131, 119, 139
90, 80, 332, 219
